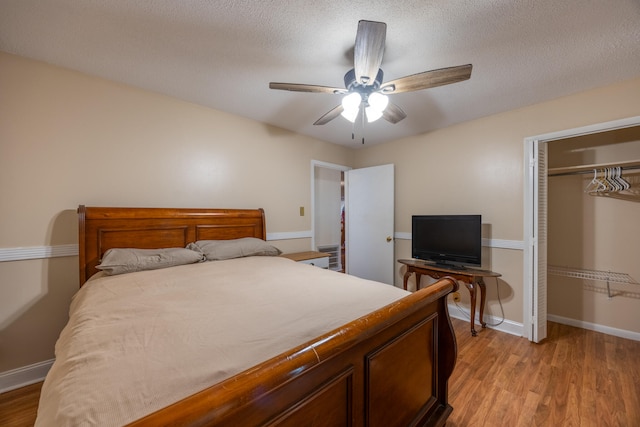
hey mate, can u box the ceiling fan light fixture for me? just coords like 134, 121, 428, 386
365, 107, 383, 122
368, 92, 388, 111
341, 92, 362, 123
365, 92, 389, 122
269, 20, 472, 135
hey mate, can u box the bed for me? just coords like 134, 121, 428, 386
36, 206, 458, 426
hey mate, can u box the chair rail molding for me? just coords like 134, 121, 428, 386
0, 244, 79, 262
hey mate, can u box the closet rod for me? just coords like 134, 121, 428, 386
548, 160, 640, 177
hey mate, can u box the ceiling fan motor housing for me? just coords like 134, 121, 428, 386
344, 68, 384, 95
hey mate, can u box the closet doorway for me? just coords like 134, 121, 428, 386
524, 116, 640, 343
312, 161, 348, 272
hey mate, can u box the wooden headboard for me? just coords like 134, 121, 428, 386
78, 205, 266, 285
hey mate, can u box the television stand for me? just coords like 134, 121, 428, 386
398, 259, 501, 336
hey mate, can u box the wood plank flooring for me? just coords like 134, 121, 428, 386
1, 318, 639, 426
447, 318, 640, 426
0, 382, 41, 427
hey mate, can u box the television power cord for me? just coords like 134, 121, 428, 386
454, 278, 505, 327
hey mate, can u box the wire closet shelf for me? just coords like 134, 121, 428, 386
548, 265, 640, 299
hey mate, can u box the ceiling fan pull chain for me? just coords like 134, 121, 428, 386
362, 104, 366, 144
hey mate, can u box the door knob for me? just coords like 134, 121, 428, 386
386, 236, 393, 242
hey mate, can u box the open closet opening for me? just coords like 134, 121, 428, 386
524, 117, 640, 343
312, 161, 348, 272
547, 127, 640, 338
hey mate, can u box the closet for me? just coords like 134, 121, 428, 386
546, 126, 640, 337
313, 164, 345, 272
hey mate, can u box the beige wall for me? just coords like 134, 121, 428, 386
355, 76, 640, 327
0, 52, 354, 372
1, 49, 639, 375
548, 129, 640, 333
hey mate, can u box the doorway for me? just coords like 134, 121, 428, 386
312, 161, 348, 272
312, 161, 396, 284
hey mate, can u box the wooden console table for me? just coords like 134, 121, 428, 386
398, 259, 501, 336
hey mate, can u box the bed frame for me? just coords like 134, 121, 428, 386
78, 205, 458, 427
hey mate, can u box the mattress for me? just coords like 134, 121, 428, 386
36, 256, 409, 426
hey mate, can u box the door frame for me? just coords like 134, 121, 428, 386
523, 115, 640, 342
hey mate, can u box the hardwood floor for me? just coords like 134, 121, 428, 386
0, 382, 41, 427
448, 318, 640, 426
1, 319, 639, 426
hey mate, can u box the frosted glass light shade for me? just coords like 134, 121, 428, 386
365, 92, 389, 122
341, 92, 362, 123
365, 108, 383, 122
368, 92, 389, 111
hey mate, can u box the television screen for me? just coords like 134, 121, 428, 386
411, 215, 481, 269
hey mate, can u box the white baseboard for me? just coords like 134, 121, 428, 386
0, 359, 53, 393
447, 303, 524, 337
547, 314, 640, 342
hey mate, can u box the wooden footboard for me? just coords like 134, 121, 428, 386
129, 277, 458, 427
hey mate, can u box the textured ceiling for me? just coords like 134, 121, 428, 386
1, 0, 639, 147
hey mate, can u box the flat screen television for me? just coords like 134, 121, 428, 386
411, 215, 482, 269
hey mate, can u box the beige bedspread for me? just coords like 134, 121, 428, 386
36, 256, 409, 426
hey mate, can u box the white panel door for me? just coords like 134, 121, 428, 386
345, 164, 394, 285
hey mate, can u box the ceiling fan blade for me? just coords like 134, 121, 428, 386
269, 82, 347, 94
313, 105, 344, 125
382, 102, 407, 124
380, 64, 472, 94
353, 20, 386, 86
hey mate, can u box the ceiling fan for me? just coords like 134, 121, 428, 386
269, 20, 472, 140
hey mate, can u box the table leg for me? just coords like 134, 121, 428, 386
464, 282, 478, 336
478, 279, 487, 329
403, 270, 412, 291
415, 273, 422, 290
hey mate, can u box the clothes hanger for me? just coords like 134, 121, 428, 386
616, 166, 631, 191
605, 168, 620, 192
611, 167, 624, 191
601, 168, 610, 192
585, 169, 606, 193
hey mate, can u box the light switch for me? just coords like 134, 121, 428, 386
299, 206, 304, 216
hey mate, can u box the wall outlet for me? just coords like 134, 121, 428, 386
452, 292, 461, 302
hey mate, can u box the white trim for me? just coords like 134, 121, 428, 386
394, 232, 411, 240
266, 231, 312, 241
482, 238, 524, 250
0, 244, 78, 262
0, 359, 54, 393
311, 160, 352, 171
447, 303, 524, 337
0, 236, 524, 262
524, 115, 640, 143
394, 233, 524, 250
548, 314, 640, 342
